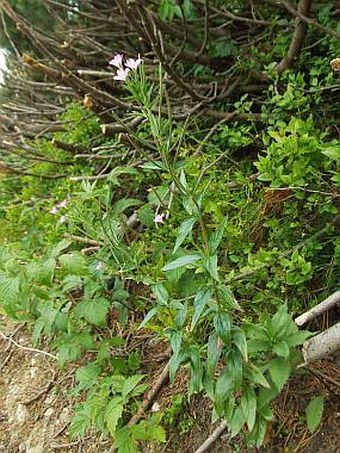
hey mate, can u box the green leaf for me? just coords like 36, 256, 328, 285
306, 396, 324, 433
206, 333, 222, 377
285, 330, 311, 347
233, 328, 248, 362
50, 239, 72, 258
213, 311, 231, 344
59, 252, 88, 276
273, 340, 290, 358
241, 387, 257, 432
245, 364, 270, 388
26, 258, 56, 285
105, 396, 124, 437
75, 362, 101, 391
116, 427, 138, 453
140, 161, 166, 170
122, 375, 145, 400
269, 357, 291, 392
191, 288, 212, 330
203, 255, 219, 281
214, 366, 234, 414
162, 254, 201, 271
75, 297, 110, 327
169, 352, 186, 382
108, 166, 140, 186
113, 198, 141, 215
0, 274, 20, 302
151, 283, 169, 305
229, 405, 246, 437
173, 217, 197, 253
208, 217, 227, 254
139, 307, 158, 329
69, 404, 90, 438
217, 285, 241, 310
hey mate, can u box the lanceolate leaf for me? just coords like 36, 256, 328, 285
306, 396, 324, 433
162, 254, 201, 271
208, 217, 228, 254
241, 387, 257, 432
173, 217, 197, 253
191, 288, 212, 330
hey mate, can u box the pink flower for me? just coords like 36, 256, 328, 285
50, 206, 58, 215
109, 54, 123, 68
59, 215, 67, 224
154, 213, 165, 224
125, 56, 142, 70
114, 67, 131, 81
57, 200, 67, 209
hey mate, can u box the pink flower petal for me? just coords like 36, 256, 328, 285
125, 57, 142, 70
50, 206, 58, 215
109, 54, 123, 69
113, 67, 130, 81
154, 213, 165, 224
57, 200, 67, 209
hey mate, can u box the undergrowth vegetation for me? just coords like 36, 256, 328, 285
0, 0, 339, 451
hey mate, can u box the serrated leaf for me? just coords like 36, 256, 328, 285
191, 288, 212, 330
269, 357, 291, 392
59, 252, 88, 276
75, 362, 101, 390
0, 274, 20, 302
115, 427, 138, 453
75, 297, 110, 327
306, 396, 324, 433
26, 258, 56, 285
122, 375, 145, 400
173, 217, 197, 253
69, 404, 90, 438
105, 396, 124, 437
162, 254, 201, 272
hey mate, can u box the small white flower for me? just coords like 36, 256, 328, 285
95, 262, 105, 271
50, 206, 58, 215
57, 200, 68, 209
125, 56, 142, 70
151, 402, 160, 412
59, 215, 67, 224
113, 67, 131, 81
154, 213, 165, 224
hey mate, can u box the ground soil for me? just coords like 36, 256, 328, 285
1, 321, 339, 453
